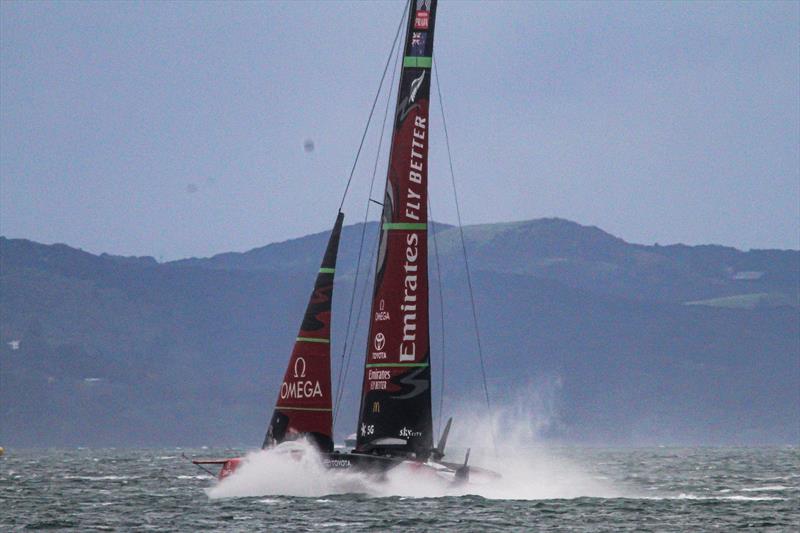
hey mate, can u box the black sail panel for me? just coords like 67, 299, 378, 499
356, 0, 438, 458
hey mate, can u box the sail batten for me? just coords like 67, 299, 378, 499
356, 0, 438, 458
263, 212, 344, 453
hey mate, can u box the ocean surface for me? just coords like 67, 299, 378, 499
1, 446, 797, 531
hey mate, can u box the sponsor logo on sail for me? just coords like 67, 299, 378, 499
374, 332, 386, 351
280, 380, 323, 399
410, 32, 427, 56
294, 357, 306, 378
416, 0, 431, 10
399, 426, 422, 438
414, 10, 429, 30
368, 368, 390, 390
279, 356, 323, 399
371, 331, 387, 359
399, 231, 419, 362
369, 380, 387, 391
398, 115, 427, 363
368, 369, 391, 380
375, 298, 390, 321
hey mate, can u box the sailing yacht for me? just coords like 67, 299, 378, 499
193, 0, 498, 484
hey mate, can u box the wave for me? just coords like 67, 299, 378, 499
740, 485, 792, 492
63, 475, 138, 481
673, 493, 787, 502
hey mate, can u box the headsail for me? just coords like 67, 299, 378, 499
263, 212, 344, 453
356, 0, 438, 458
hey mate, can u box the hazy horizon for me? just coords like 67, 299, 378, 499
2, 214, 799, 264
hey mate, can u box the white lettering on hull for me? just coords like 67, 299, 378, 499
324, 459, 352, 468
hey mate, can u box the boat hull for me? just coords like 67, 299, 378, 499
194, 449, 500, 485
322, 451, 409, 475
322, 451, 501, 484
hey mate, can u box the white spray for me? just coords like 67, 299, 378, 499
207, 382, 622, 500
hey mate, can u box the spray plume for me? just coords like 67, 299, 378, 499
207, 383, 622, 500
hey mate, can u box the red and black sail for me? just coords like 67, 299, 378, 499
263, 212, 344, 453
356, 0, 438, 457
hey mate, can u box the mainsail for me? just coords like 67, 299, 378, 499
356, 0, 438, 458
263, 212, 344, 453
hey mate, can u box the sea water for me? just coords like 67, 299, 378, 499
1, 446, 797, 531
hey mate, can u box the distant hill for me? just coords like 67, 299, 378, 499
172, 218, 798, 305
1, 219, 798, 447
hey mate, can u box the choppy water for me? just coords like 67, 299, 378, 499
1, 446, 797, 531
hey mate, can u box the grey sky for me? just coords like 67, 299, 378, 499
1, 1, 798, 260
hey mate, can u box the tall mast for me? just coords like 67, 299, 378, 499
356, 0, 438, 458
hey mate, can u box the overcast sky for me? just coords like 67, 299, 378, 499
1, 1, 798, 260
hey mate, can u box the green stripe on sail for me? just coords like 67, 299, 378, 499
382, 222, 427, 231
318, 267, 335, 274
296, 337, 330, 344
403, 56, 432, 68
276, 406, 332, 412
365, 363, 430, 368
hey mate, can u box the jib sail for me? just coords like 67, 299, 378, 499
356, 0, 438, 458
263, 212, 344, 453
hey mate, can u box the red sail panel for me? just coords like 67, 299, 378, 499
356, 0, 438, 457
263, 212, 344, 453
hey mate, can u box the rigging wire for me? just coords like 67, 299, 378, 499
332, 5, 406, 426
433, 56, 498, 454
336, 0, 409, 213
428, 199, 447, 439
333, 222, 377, 427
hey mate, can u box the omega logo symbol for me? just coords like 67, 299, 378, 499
293, 357, 307, 378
